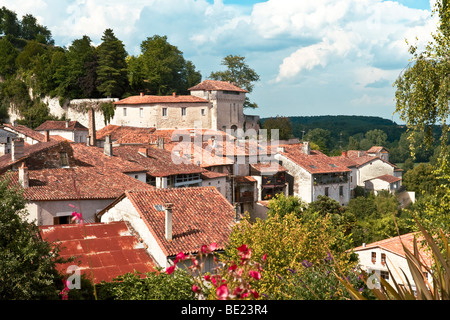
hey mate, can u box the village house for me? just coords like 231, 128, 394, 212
3, 122, 49, 145
35, 120, 89, 143
332, 147, 403, 194
39, 221, 156, 283
97, 187, 236, 271
275, 142, 352, 205
353, 233, 433, 295
0, 126, 17, 155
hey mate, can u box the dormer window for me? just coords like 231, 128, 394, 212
60, 152, 69, 167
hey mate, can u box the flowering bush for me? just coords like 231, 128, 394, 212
166, 243, 266, 300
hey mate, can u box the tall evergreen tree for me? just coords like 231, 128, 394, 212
96, 28, 128, 98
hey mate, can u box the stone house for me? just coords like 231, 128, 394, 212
35, 120, 89, 143
353, 233, 432, 294
0, 127, 17, 155
275, 142, 351, 205
97, 187, 236, 271
364, 174, 402, 194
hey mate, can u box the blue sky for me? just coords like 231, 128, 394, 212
0, 0, 438, 123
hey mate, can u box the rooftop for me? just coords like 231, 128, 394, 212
114, 94, 208, 105
100, 187, 235, 257
39, 222, 156, 283
188, 80, 248, 93
35, 120, 88, 132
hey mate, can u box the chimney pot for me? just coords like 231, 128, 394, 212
18, 162, 29, 188
44, 130, 50, 142
301, 141, 310, 155
65, 120, 69, 128
104, 135, 113, 156
140, 92, 144, 97
165, 203, 173, 241
11, 138, 24, 162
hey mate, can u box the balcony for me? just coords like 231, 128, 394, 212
236, 191, 254, 203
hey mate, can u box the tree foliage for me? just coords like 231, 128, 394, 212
209, 54, 260, 108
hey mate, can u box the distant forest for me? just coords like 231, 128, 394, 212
261, 115, 447, 170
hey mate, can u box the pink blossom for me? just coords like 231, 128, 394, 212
204, 274, 211, 281
216, 284, 229, 300
192, 284, 201, 293
209, 242, 217, 251
166, 265, 176, 275
262, 253, 267, 261
249, 270, 261, 280
175, 252, 186, 263
251, 290, 259, 299
71, 212, 83, 225
228, 264, 237, 272
237, 244, 248, 252
59, 280, 70, 300
201, 244, 209, 253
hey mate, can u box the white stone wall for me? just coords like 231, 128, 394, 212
355, 247, 426, 290
25, 199, 113, 226
201, 177, 227, 200
358, 159, 395, 186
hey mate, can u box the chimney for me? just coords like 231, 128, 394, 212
18, 162, 29, 188
65, 120, 69, 128
341, 150, 347, 157
173, 92, 176, 98
277, 146, 285, 153
104, 135, 113, 156
164, 203, 173, 241
301, 141, 310, 155
11, 138, 24, 162
157, 137, 165, 150
88, 107, 96, 146
44, 130, 50, 142
140, 92, 144, 97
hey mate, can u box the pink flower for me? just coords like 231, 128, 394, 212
216, 284, 229, 300
204, 274, 211, 281
209, 242, 217, 251
175, 252, 186, 263
71, 212, 83, 225
251, 290, 259, 299
237, 244, 248, 252
192, 284, 201, 293
249, 270, 261, 280
228, 264, 237, 272
262, 253, 267, 261
166, 265, 176, 275
59, 280, 70, 300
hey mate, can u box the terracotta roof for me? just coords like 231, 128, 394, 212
250, 162, 287, 174
35, 120, 88, 131
71, 143, 147, 174
114, 94, 208, 105
0, 140, 66, 172
367, 174, 402, 183
96, 125, 157, 142
235, 176, 257, 184
188, 80, 248, 93
103, 187, 236, 257
200, 170, 228, 179
367, 146, 389, 153
280, 144, 351, 174
111, 145, 204, 177
39, 222, 156, 283
6, 167, 153, 201
353, 232, 432, 267
3, 123, 46, 142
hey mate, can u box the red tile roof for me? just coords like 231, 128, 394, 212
280, 144, 351, 174
368, 174, 402, 183
3, 123, 47, 142
111, 145, 204, 177
250, 162, 287, 174
71, 143, 147, 174
39, 222, 156, 283
103, 187, 236, 257
95, 125, 157, 142
114, 94, 208, 105
35, 120, 88, 131
6, 167, 153, 201
353, 232, 432, 267
188, 80, 248, 93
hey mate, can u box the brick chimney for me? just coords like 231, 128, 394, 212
18, 162, 29, 188
11, 138, 24, 162
164, 203, 173, 241
44, 130, 50, 142
140, 92, 144, 97
104, 135, 113, 156
88, 107, 96, 146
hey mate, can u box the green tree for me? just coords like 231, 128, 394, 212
96, 28, 128, 98
266, 193, 306, 218
0, 6, 21, 38
262, 116, 293, 140
137, 35, 200, 96
0, 174, 66, 299
20, 13, 53, 45
209, 54, 260, 108
0, 37, 17, 77
304, 128, 332, 154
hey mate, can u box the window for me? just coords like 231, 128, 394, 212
162, 108, 167, 117
123, 108, 127, 116
380, 271, 389, 281
181, 107, 186, 116
381, 253, 386, 265
371, 252, 376, 263
140, 108, 143, 118
339, 186, 344, 197
201, 108, 205, 116
60, 152, 69, 167
325, 187, 329, 197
